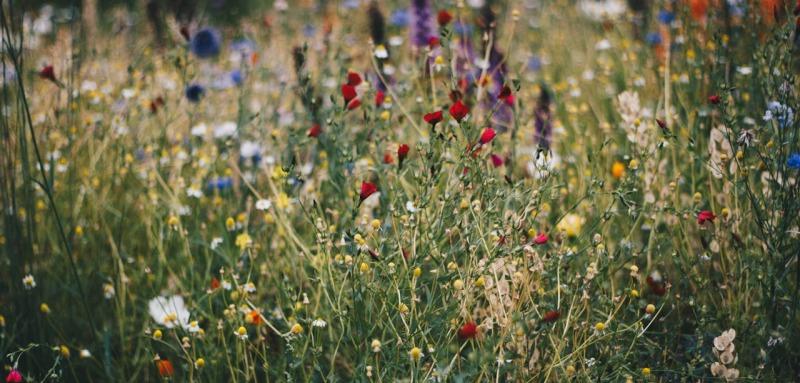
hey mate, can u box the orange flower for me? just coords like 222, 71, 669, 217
156, 359, 174, 377
689, 0, 708, 22
245, 309, 263, 326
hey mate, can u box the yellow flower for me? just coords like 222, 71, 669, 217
271, 166, 288, 180
630, 289, 639, 298
452, 279, 464, 290
236, 326, 247, 337
413, 267, 422, 278
235, 233, 252, 250
557, 214, 585, 238
409, 347, 422, 362
474, 276, 485, 288
167, 216, 179, 227
642, 367, 651, 376
225, 217, 236, 231
594, 322, 605, 331
290, 323, 304, 335
275, 193, 291, 210
0, 315, 5, 327
59, 345, 70, 358
153, 329, 163, 340
611, 161, 625, 179
40, 303, 51, 314
359, 262, 370, 273
195, 358, 205, 368
645, 304, 656, 315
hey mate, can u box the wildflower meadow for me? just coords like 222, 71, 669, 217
2, 0, 800, 381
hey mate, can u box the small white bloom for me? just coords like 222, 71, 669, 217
405, 201, 417, 213
79, 349, 91, 358
374, 45, 388, 59
255, 199, 272, 211
210, 237, 223, 249
213, 121, 237, 139
312, 319, 327, 328
148, 295, 190, 329
188, 320, 201, 333
22, 274, 36, 290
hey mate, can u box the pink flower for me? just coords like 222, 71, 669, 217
533, 232, 548, 245
6, 370, 22, 383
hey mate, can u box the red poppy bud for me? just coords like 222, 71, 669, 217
375, 90, 385, 106
179, 26, 191, 41
39, 65, 56, 82
210, 277, 220, 290
449, 100, 469, 121
341, 84, 357, 104
708, 95, 721, 104
424, 110, 444, 125
428, 36, 440, 47
347, 71, 362, 86
542, 310, 560, 322
308, 124, 322, 138
359, 181, 378, 201
479, 127, 496, 145
437, 10, 453, 26
458, 321, 478, 339
490, 154, 503, 167
398, 144, 410, 162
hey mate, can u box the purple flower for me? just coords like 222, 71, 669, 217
409, 0, 435, 48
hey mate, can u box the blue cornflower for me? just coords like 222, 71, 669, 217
389, 9, 410, 27
763, 101, 794, 129
788, 153, 800, 169
527, 56, 542, 72
646, 32, 662, 46
190, 28, 222, 59
230, 70, 243, 86
185, 84, 205, 103
658, 10, 675, 24
207, 177, 233, 191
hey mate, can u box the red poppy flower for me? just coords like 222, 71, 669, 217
499, 85, 512, 99
697, 210, 716, 224
398, 144, 410, 162
359, 181, 378, 201
347, 98, 361, 110
479, 127, 496, 145
424, 110, 444, 125
347, 71, 362, 86
38, 65, 56, 82
533, 232, 548, 245
428, 36, 440, 47
437, 10, 453, 26
156, 360, 174, 377
490, 154, 503, 167
542, 310, 560, 322
308, 123, 322, 138
458, 321, 478, 339
383, 152, 394, 164
449, 100, 469, 122
341, 84, 357, 104
210, 277, 220, 290
708, 95, 721, 105
375, 90, 385, 106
